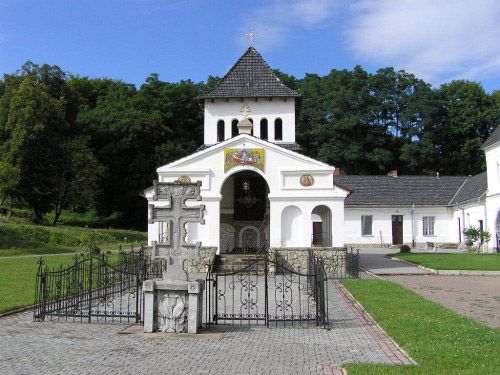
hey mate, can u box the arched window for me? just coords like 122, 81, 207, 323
217, 119, 225, 142
231, 119, 239, 137
274, 118, 283, 141
260, 118, 268, 140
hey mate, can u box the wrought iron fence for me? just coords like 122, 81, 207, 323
205, 251, 330, 329
33, 247, 165, 324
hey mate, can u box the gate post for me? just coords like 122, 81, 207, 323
88, 255, 93, 323
264, 255, 269, 328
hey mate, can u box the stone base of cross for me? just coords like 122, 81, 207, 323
148, 180, 205, 281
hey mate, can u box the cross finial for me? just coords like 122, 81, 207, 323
240, 103, 251, 118
246, 27, 256, 46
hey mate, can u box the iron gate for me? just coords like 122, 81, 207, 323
205, 251, 329, 328
33, 248, 165, 324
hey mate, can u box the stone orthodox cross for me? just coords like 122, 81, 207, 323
148, 181, 205, 281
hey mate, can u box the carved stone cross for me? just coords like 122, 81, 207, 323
149, 180, 205, 281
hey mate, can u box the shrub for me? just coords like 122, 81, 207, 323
400, 245, 411, 253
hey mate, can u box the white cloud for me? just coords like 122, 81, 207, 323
238, 0, 338, 51
347, 0, 500, 84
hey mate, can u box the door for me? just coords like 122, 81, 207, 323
312, 222, 322, 245
392, 215, 403, 245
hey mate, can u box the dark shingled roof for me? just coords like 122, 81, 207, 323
450, 172, 487, 205
482, 126, 500, 149
332, 175, 468, 206
197, 47, 300, 99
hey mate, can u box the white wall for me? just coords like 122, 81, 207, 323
146, 135, 347, 252
344, 206, 457, 246
484, 142, 500, 251
203, 98, 296, 144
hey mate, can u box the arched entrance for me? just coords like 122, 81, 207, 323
311, 205, 332, 247
220, 170, 270, 253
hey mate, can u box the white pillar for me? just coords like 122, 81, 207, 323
269, 199, 281, 247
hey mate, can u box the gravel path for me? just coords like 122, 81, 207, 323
385, 275, 500, 328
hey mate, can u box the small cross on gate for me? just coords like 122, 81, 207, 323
149, 180, 205, 281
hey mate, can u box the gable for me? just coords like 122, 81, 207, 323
157, 135, 331, 172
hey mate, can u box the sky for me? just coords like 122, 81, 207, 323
0, 0, 499, 92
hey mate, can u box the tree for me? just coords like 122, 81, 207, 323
51, 137, 104, 226
0, 161, 20, 208
3, 76, 68, 222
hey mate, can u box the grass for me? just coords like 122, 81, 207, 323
342, 279, 500, 374
0, 253, 121, 314
0, 220, 147, 257
392, 252, 500, 270
0, 254, 77, 313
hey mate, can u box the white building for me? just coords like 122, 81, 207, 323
144, 47, 500, 253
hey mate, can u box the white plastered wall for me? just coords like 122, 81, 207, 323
343, 206, 457, 246
203, 98, 296, 144
145, 135, 348, 252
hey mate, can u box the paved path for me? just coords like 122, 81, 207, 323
385, 275, 500, 329
0, 280, 411, 375
359, 252, 430, 275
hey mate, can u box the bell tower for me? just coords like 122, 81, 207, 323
197, 47, 301, 150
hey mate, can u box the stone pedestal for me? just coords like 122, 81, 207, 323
143, 279, 204, 334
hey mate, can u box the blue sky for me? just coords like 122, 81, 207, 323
0, 0, 499, 91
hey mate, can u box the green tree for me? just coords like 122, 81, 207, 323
0, 161, 20, 207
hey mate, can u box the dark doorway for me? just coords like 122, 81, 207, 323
479, 220, 484, 244
312, 222, 322, 245
458, 217, 462, 243
392, 215, 403, 245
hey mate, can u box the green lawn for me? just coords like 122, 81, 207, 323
0, 255, 77, 313
0, 220, 147, 257
392, 252, 500, 270
342, 279, 500, 374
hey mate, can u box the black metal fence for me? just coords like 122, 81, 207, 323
33, 247, 165, 324
205, 251, 330, 329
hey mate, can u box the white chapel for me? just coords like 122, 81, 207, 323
144, 47, 500, 253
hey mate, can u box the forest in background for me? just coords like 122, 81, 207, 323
0, 62, 498, 229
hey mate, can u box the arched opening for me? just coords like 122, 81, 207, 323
260, 118, 268, 140
220, 170, 270, 253
281, 206, 303, 247
311, 205, 332, 246
248, 117, 254, 136
274, 118, 283, 141
217, 119, 225, 142
231, 119, 239, 137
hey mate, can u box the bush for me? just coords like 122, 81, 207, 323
400, 245, 411, 253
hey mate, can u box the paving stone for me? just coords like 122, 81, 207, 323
0, 281, 403, 375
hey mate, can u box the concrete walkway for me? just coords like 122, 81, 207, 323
358, 249, 431, 275
0, 280, 413, 375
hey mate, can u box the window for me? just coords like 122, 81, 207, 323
274, 118, 283, 141
260, 118, 268, 140
231, 119, 239, 137
246, 118, 254, 136
217, 120, 225, 142
361, 215, 373, 236
423, 216, 435, 236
